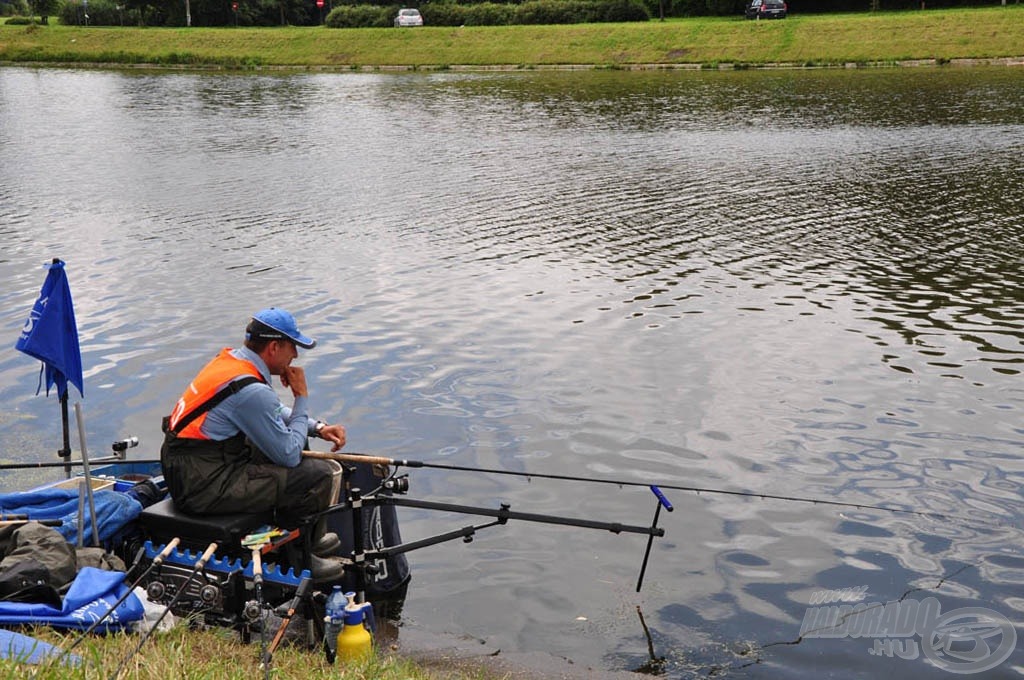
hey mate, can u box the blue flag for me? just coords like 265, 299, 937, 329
14, 259, 84, 399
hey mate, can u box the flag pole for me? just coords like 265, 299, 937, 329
59, 390, 72, 479
74, 402, 101, 547
50, 258, 73, 479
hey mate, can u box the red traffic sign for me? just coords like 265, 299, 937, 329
231, 2, 238, 9
315, 0, 323, 6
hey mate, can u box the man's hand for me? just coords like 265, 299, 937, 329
318, 424, 346, 452
281, 366, 308, 398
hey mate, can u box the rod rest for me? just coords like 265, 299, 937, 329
141, 540, 309, 587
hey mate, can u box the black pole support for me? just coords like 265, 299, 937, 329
636, 486, 672, 592
59, 391, 72, 479
387, 497, 663, 537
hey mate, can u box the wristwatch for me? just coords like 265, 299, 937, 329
314, 420, 327, 437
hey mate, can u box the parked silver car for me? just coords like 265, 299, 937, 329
395, 8, 424, 26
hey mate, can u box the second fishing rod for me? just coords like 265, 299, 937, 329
108, 542, 218, 680
301, 450, 1003, 528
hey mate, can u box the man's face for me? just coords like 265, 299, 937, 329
265, 339, 298, 375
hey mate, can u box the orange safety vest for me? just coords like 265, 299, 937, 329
167, 348, 266, 440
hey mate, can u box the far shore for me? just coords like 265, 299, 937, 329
5, 56, 1024, 72
3, 7, 1024, 71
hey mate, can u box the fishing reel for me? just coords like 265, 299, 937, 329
242, 599, 263, 624
110, 436, 139, 458
142, 560, 240, 627
382, 474, 410, 494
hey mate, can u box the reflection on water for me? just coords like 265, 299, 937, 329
0, 66, 1021, 678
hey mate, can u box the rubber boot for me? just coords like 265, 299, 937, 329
311, 517, 340, 557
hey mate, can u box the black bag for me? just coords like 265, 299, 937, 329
326, 463, 410, 603
0, 558, 62, 608
0, 521, 77, 590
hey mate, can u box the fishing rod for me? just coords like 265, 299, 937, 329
262, 576, 312, 668
307, 457, 670, 593
59, 539, 181, 661
302, 450, 1002, 527
250, 547, 270, 680
6, 449, 973, 525
109, 542, 218, 680
0, 438, 143, 471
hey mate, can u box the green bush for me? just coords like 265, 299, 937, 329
599, 0, 649, 20
2, 0, 32, 16
325, 3, 393, 26
514, 0, 648, 23
462, 2, 514, 24
514, 0, 589, 23
5, 14, 37, 22
325, 0, 648, 27
420, 2, 466, 25
421, 2, 516, 26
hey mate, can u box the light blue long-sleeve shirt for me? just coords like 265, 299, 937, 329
197, 346, 316, 468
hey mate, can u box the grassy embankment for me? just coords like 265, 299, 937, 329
1, 5, 1024, 69
1, 624, 481, 680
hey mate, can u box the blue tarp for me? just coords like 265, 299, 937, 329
0, 567, 142, 631
0, 628, 80, 665
0, 489, 142, 546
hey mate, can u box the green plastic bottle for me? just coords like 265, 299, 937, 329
336, 593, 373, 663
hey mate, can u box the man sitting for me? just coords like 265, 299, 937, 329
160, 307, 346, 579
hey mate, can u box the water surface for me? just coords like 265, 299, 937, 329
1, 65, 1022, 678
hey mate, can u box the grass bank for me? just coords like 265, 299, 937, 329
1, 624, 488, 680
2, 6, 1024, 69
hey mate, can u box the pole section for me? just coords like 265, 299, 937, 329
74, 402, 101, 547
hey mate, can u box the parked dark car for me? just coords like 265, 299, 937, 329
745, 0, 787, 19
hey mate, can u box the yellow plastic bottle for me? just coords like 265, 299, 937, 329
335, 593, 373, 663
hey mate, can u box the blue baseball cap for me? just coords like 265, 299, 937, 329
246, 308, 317, 349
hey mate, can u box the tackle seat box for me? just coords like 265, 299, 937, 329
139, 498, 275, 557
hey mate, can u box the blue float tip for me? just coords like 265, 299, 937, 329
650, 485, 674, 512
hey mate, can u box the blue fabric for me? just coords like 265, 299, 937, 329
14, 259, 84, 399
0, 628, 80, 665
0, 567, 142, 632
0, 489, 143, 546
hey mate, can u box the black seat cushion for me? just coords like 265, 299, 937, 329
139, 498, 274, 556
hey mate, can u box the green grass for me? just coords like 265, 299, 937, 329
2, 6, 1024, 69
2, 624, 494, 679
